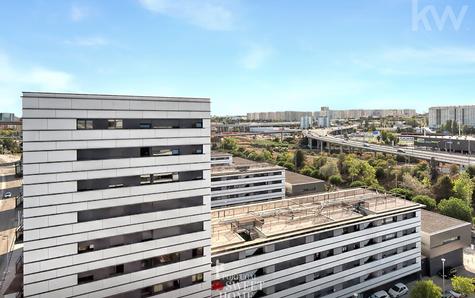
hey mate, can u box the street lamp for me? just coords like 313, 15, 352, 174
441, 258, 446, 293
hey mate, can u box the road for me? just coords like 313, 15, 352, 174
305, 130, 475, 166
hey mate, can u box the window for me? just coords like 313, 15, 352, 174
194, 121, 203, 128
115, 264, 124, 274
78, 243, 94, 254
192, 273, 204, 283
140, 122, 152, 129
108, 119, 123, 129
192, 247, 204, 257
153, 173, 174, 184
140, 147, 151, 157
78, 275, 94, 284
442, 236, 460, 245
140, 174, 152, 185
154, 149, 173, 156
77, 119, 93, 129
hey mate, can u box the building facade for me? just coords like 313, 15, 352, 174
429, 105, 475, 129
211, 158, 285, 208
420, 210, 471, 276
211, 189, 421, 298
21, 92, 211, 297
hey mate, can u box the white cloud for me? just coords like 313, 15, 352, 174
353, 46, 475, 76
239, 45, 274, 70
64, 36, 109, 47
138, 0, 234, 31
71, 5, 89, 22
0, 51, 75, 114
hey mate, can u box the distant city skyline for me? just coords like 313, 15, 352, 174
1, 1, 475, 116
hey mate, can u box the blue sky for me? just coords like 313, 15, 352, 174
1, 0, 474, 116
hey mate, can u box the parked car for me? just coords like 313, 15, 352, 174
438, 266, 457, 279
363, 143, 370, 147
442, 290, 462, 298
388, 283, 409, 298
3, 191, 12, 199
369, 290, 390, 298
397, 149, 406, 153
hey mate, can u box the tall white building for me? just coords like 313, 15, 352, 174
21, 92, 211, 298
429, 105, 475, 129
211, 189, 421, 298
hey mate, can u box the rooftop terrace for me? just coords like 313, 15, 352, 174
211, 156, 283, 176
211, 188, 420, 254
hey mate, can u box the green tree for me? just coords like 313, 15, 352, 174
438, 197, 472, 222
221, 138, 238, 151
412, 195, 437, 211
451, 276, 475, 296
453, 172, 475, 205
467, 165, 475, 179
432, 175, 454, 202
319, 160, 339, 179
300, 165, 315, 177
410, 280, 442, 298
350, 181, 366, 188
329, 175, 343, 185
390, 187, 415, 200
294, 150, 305, 169
259, 149, 273, 162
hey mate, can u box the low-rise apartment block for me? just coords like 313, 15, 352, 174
211, 188, 422, 298
211, 157, 285, 208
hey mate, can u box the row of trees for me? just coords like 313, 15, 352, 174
411, 277, 475, 297
219, 137, 475, 222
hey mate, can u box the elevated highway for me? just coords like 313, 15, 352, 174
304, 130, 474, 167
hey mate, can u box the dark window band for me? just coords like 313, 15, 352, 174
78, 196, 203, 222
78, 247, 204, 285
77, 170, 203, 191
78, 221, 204, 254
77, 119, 203, 130
107, 273, 205, 298
77, 145, 203, 161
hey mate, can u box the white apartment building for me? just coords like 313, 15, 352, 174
211, 157, 285, 208
211, 152, 233, 166
21, 92, 211, 298
429, 105, 475, 129
211, 189, 422, 298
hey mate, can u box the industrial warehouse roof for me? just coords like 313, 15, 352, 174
211, 188, 421, 254
285, 170, 325, 185
420, 209, 471, 235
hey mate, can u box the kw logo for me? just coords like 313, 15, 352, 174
412, 0, 469, 31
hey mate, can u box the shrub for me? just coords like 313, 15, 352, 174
412, 195, 437, 211
390, 187, 414, 200
350, 181, 366, 188
329, 175, 343, 185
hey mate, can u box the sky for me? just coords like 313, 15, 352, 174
1, 0, 474, 116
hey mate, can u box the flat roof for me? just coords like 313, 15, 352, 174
211, 188, 420, 254
21, 91, 210, 102
285, 170, 324, 185
211, 151, 233, 158
420, 209, 471, 235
